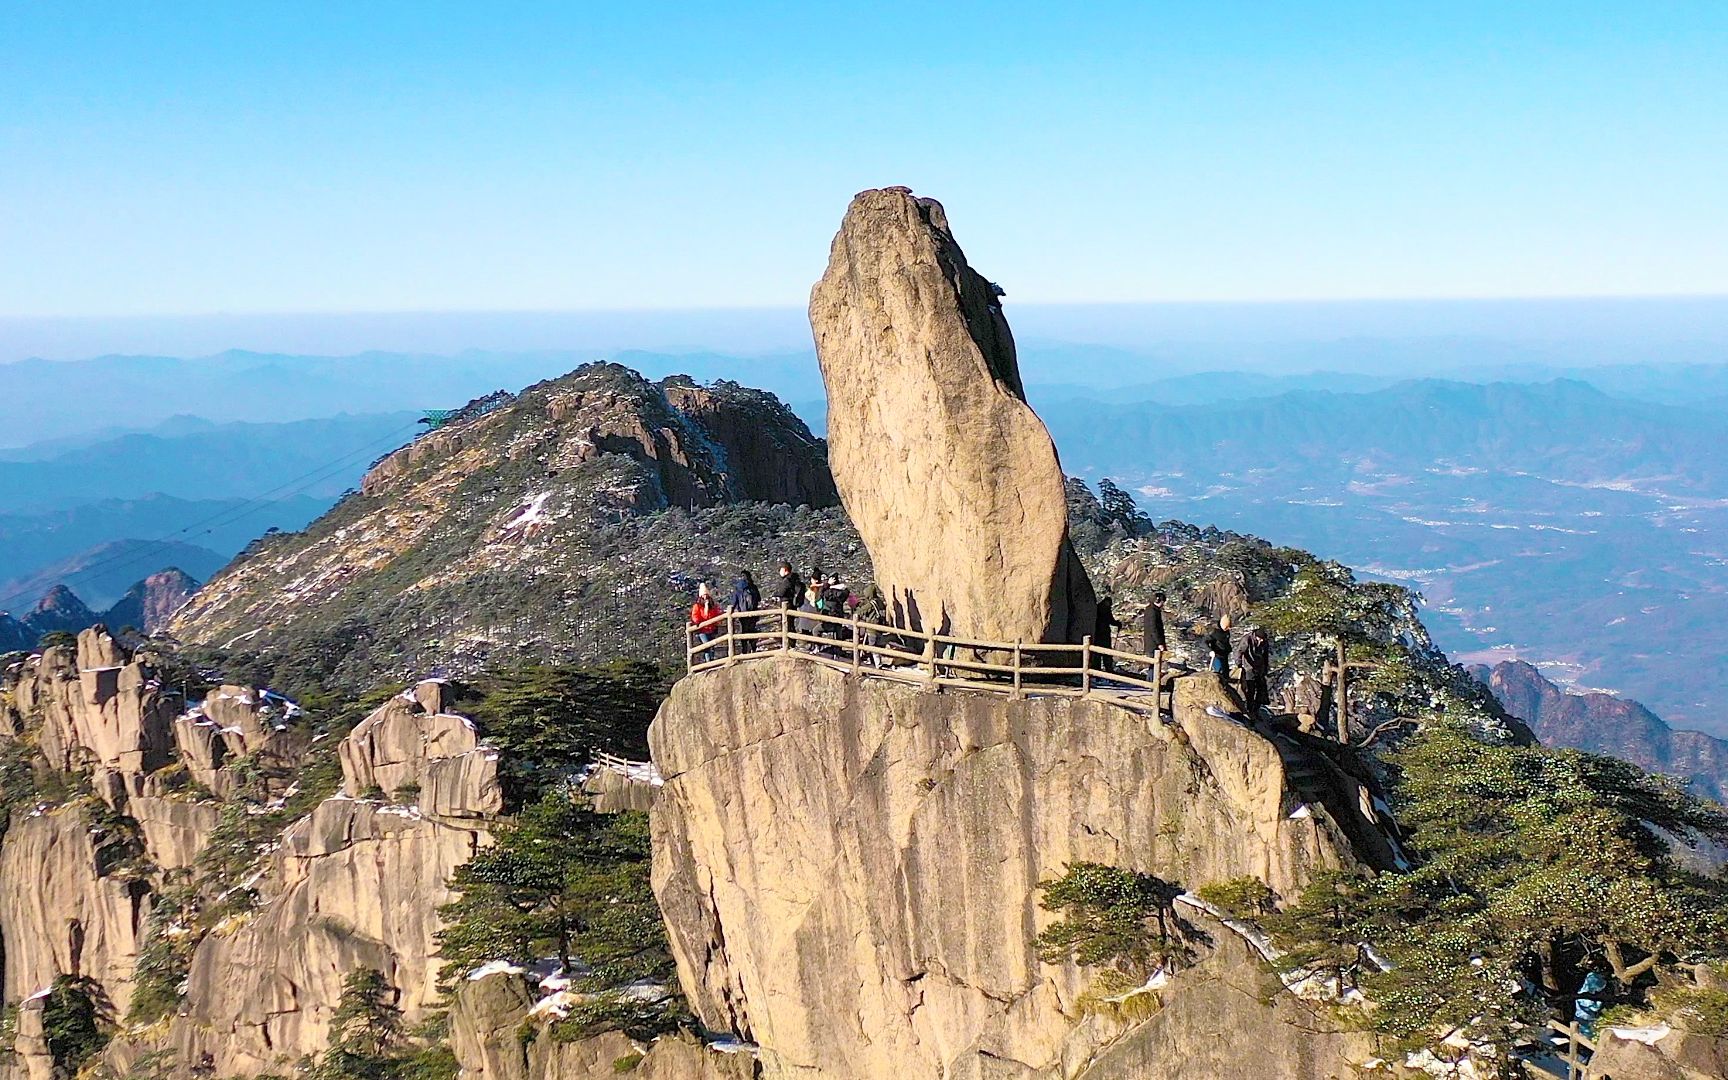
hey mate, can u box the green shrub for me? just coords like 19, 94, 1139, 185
613, 1051, 645, 1072
1195, 876, 1276, 920
42, 975, 107, 1077
1652, 980, 1728, 1036
1034, 863, 1188, 981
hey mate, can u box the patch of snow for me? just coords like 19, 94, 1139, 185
1607, 1023, 1671, 1045
467, 960, 527, 981
1288, 804, 1313, 820
528, 991, 577, 1020
707, 1035, 761, 1056
23, 985, 52, 1003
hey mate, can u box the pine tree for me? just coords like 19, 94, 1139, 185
1034, 863, 1189, 981
437, 797, 670, 989
307, 968, 402, 1080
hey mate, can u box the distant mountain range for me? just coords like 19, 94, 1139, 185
1036, 377, 1728, 736
0, 568, 199, 652
0, 351, 573, 448
1481, 660, 1728, 804
0, 411, 421, 510
0, 412, 425, 611
0, 539, 225, 613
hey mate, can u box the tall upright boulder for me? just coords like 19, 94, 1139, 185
809, 187, 1096, 645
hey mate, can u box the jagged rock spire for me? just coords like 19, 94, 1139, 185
809, 187, 1096, 644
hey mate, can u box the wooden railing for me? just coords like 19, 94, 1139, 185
1519, 1019, 1597, 1080
685, 607, 1171, 713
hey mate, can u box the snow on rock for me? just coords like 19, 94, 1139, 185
1607, 1023, 1672, 1045
467, 960, 527, 982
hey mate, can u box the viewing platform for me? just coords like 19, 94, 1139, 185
685, 607, 1174, 716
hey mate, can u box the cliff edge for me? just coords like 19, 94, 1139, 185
650, 657, 1396, 1078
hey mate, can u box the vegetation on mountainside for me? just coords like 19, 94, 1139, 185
1036, 716, 1728, 1072
1034, 863, 1192, 983
42, 975, 108, 1079
1244, 721, 1728, 1068
297, 968, 457, 1080
437, 798, 686, 1040
448, 660, 667, 806
175, 364, 864, 698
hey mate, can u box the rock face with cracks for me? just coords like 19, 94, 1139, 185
650, 657, 1394, 1078
809, 186, 1096, 645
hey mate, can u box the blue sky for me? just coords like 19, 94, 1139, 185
3, 2, 1726, 317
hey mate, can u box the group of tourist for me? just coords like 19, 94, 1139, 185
691, 574, 1276, 718
686, 563, 878, 661
1098, 592, 1273, 716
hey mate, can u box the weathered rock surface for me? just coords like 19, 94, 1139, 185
661, 377, 840, 508
1063, 913, 1371, 1080
650, 657, 1389, 1078
810, 187, 1095, 644
2, 630, 178, 779
1586, 1027, 1728, 1080
339, 680, 503, 817
451, 973, 759, 1080
0, 804, 147, 1015
165, 798, 485, 1075
172, 683, 310, 798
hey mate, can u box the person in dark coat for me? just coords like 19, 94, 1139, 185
730, 570, 762, 653
774, 562, 804, 640
1093, 594, 1122, 673
774, 562, 804, 607
1235, 625, 1272, 716
1203, 614, 1233, 676
1142, 590, 1167, 655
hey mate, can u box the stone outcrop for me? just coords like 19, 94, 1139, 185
0, 804, 147, 1016
650, 657, 1391, 1078
2, 630, 178, 782
810, 187, 1095, 645
1586, 1027, 1728, 1080
172, 683, 310, 799
451, 974, 758, 1080
163, 798, 485, 1075
661, 377, 840, 508
339, 680, 503, 818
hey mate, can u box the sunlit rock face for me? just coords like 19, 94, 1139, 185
810, 186, 1095, 646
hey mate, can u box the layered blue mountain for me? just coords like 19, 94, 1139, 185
1037, 379, 1728, 736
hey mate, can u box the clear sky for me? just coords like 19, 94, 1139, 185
3, 2, 1726, 318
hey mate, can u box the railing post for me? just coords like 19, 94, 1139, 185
1081, 635, 1093, 694
687, 627, 694, 671
726, 612, 737, 667
1566, 1022, 1580, 1079
1012, 640, 1022, 698
781, 607, 791, 654
1336, 642, 1351, 744
1154, 647, 1164, 715
851, 615, 861, 674
922, 626, 937, 686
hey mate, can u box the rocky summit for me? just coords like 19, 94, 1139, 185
811, 187, 1096, 645
167, 362, 865, 696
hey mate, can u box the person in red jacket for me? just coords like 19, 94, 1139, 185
688, 582, 724, 662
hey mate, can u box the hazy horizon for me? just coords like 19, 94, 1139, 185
6, 294, 1728, 371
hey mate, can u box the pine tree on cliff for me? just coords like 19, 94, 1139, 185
1262, 719, 1728, 1065
436, 795, 670, 988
